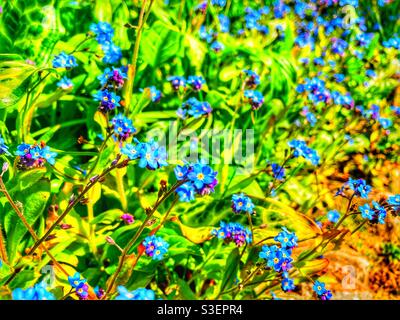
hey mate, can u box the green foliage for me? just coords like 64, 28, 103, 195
0, 0, 399, 301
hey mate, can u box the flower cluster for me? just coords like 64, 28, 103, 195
198, 20, 225, 52
271, 163, 285, 181
52, 51, 77, 69
347, 178, 372, 199
12, 282, 55, 300
57, 76, 73, 90
145, 86, 162, 103
218, 14, 230, 33
288, 139, 320, 165
110, 114, 136, 141
177, 97, 212, 119
212, 221, 252, 247
98, 67, 127, 88
296, 77, 331, 105
15, 142, 57, 168
174, 162, 218, 201
244, 90, 264, 110
359, 201, 387, 224
313, 281, 332, 300
388, 195, 400, 212
280, 273, 295, 292
93, 89, 121, 112
210, 41, 224, 53
90, 21, 114, 44
167, 76, 186, 91
68, 272, 89, 299
260, 244, 293, 272
90, 23, 125, 113
115, 286, 156, 300
167, 75, 206, 92
327, 210, 340, 223
231, 193, 255, 214
300, 106, 317, 127
260, 228, 298, 291
90, 22, 122, 64
142, 235, 169, 260
0, 134, 9, 155
243, 69, 260, 88
121, 139, 168, 170
187, 76, 206, 91
244, 6, 271, 34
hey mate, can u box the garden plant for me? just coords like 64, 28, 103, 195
0, 0, 399, 301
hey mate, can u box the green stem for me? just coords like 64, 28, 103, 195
335, 193, 355, 229
104, 180, 186, 298
351, 220, 367, 235
0, 224, 9, 265
5, 159, 123, 285
0, 177, 69, 277
125, 0, 154, 115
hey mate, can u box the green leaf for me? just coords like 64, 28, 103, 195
6, 169, 47, 193
4, 179, 51, 264
177, 278, 197, 300
140, 21, 183, 67
91, 209, 124, 225
219, 247, 240, 294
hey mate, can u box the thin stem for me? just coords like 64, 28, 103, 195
30, 164, 120, 254
104, 180, 186, 298
86, 131, 114, 179
335, 193, 355, 229
68, 35, 95, 54
253, 236, 275, 247
178, 0, 185, 21
0, 224, 9, 265
351, 220, 367, 235
0, 178, 68, 277
158, 196, 178, 228
221, 263, 263, 297
5, 160, 123, 285
125, 0, 153, 115
266, 153, 292, 196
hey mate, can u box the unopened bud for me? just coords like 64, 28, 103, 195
69, 194, 76, 205
105, 236, 116, 245
15, 201, 23, 211
111, 154, 122, 167
1, 162, 9, 175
